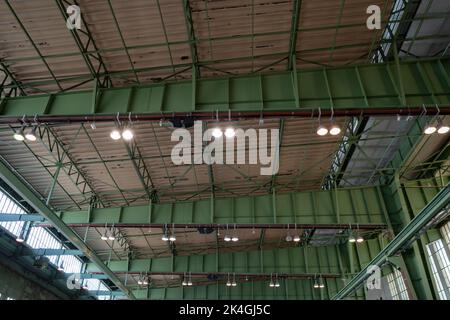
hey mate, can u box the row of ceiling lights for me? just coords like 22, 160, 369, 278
285, 224, 301, 242
424, 121, 449, 135
221, 224, 239, 242
100, 225, 116, 241
13, 125, 38, 141
162, 224, 177, 242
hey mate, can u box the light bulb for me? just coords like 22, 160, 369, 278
231, 236, 239, 242
169, 235, 176, 242
13, 128, 25, 141
16, 237, 24, 243
316, 126, 328, 136
424, 125, 436, 135
101, 233, 108, 241
329, 125, 341, 136
162, 234, 169, 241
187, 281, 193, 286
293, 235, 300, 242
25, 127, 37, 141
285, 235, 293, 242
319, 283, 325, 288
348, 235, 356, 243
137, 280, 143, 285
437, 125, 449, 134
226, 281, 232, 287
122, 128, 133, 140
224, 128, 236, 138
356, 236, 364, 243
212, 128, 222, 138
231, 282, 237, 287
269, 281, 275, 288
182, 280, 187, 286
313, 283, 319, 288
108, 235, 115, 241
110, 129, 121, 140
274, 282, 280, 288
224, 235, 231, 242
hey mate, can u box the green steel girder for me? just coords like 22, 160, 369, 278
85, 246, 343, 275
332, 181, 449, 299
59, 185, 387, 226
0, 157, 136, 299
287, 0, 302, 70
85, 277, 341, 300
1, 58, 450, 119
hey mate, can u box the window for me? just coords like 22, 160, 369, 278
426, 239, 450, 300
387, 268, 409, 300
0, 188, 111, 299
0, 190, 26, 237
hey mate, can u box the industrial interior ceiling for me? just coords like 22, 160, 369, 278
0, 0, 449, 301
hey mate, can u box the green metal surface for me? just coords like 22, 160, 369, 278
1, 58, 450, 117
332, 181, 449, 299
85, 246, 342, 275
0, 157, 136, 299
59, 186, 387, 226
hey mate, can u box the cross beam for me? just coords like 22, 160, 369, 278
58, 185, 387, 226
1, 59, 449, 121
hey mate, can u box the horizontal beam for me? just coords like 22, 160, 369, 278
1, 58, 449, 122
21, 249, 83, 257
60, 185, 387, 226
0, 213, 44, 222
86, 246, 343, 275
86, 277, 344, 300
332, 183, 450, 299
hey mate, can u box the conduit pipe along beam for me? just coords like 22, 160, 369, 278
0, 158, 136, 300
332, 183, 449, 299
0, 58, 449, 123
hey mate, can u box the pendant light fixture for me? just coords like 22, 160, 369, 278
13, 126, 25, 141
316, 108, 328, 136
101, 223, 108, 241
231, 224, 239, 242
108, 225, 116, 241
162, 224, 169, 242
226, 273, 232, 287
169, 223, 176, 242
224, 224, 231, 242
285, 224, 292, 242
293, 224, 300, 242
231, 273, 237, 287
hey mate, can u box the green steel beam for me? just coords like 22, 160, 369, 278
85, 246, 342, 277
0, 157, 136, 299
84, 277, 339, 300
287, 0, 302, 70
332, 182, 449, 299
59, 185, 387, 226
1, 58, 449, 119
